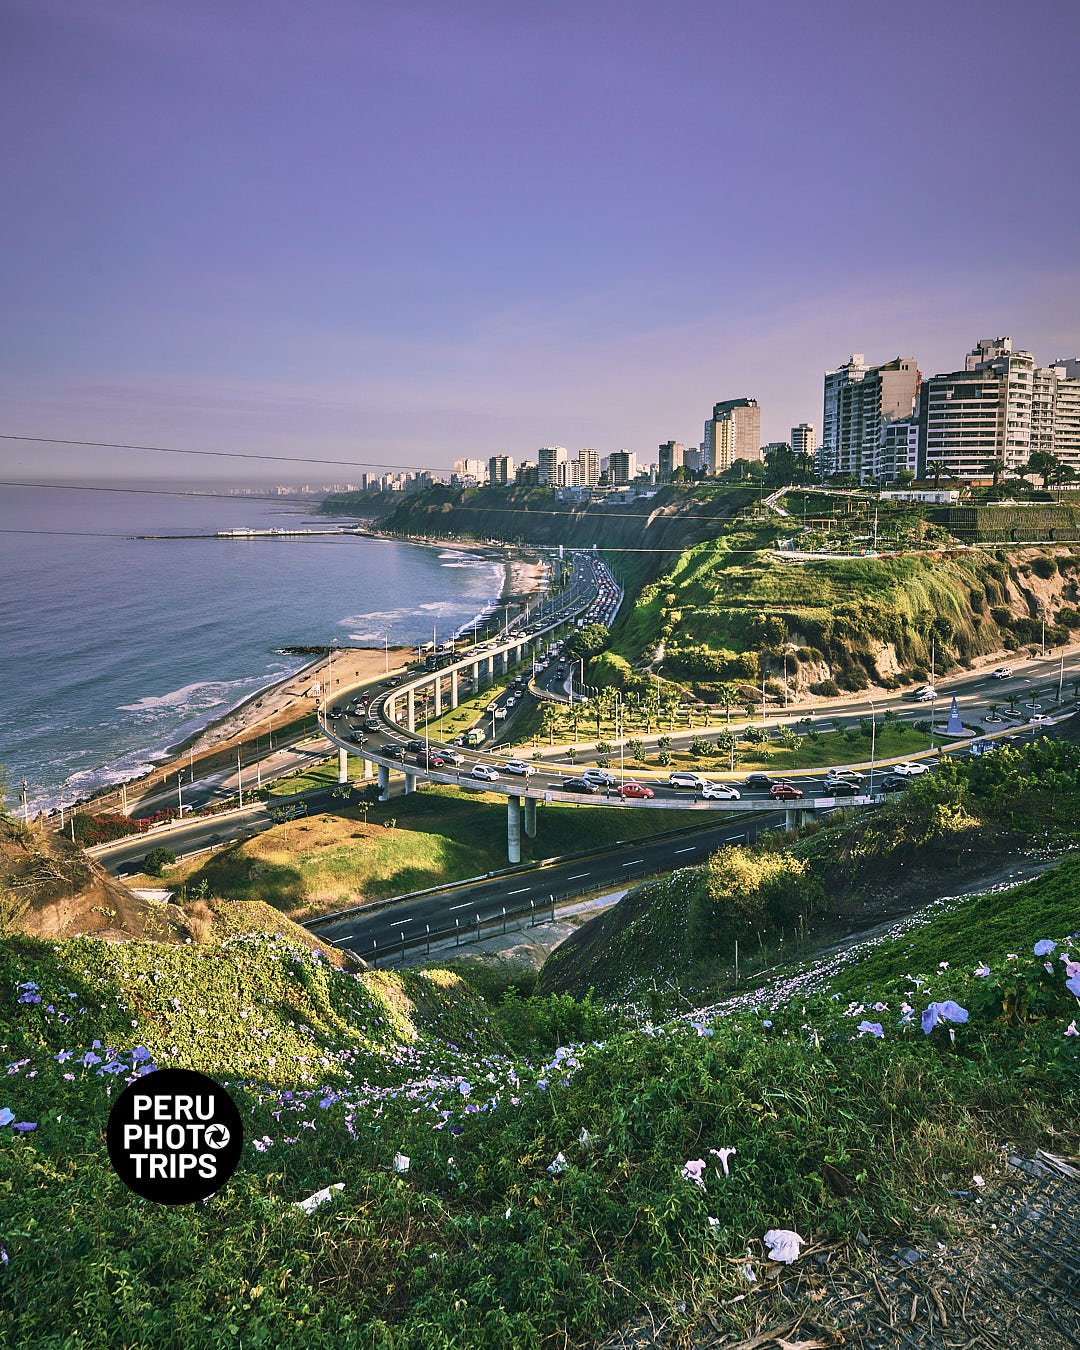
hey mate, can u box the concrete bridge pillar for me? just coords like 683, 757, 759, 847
784, 808, 806, 831
450, 669, 459, 709
407, 687, 416, 732
434, 677, 443, 718
523, 795, 537, 839
472, 658, 481, 690
387, 697, 397, 724
337, 746, 349, 784
377, 763, 390, 802
507, 794, 522, 864
404, 772, 416, 795
363, 759, 375, 780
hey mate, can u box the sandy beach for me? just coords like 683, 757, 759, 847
80, 544, 547, 816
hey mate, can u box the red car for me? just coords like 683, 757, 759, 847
620, 782, 654, 799
769, 782, 804, 800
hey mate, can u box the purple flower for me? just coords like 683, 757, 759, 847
81, 1052, 101, 1067
857, 1021, 884, 1039
921, 1000, 968, 1034
1067, 974, 1080, 998
762, 1020, 773, 1030
0, 1107, 14, 1128
12, 1121, 37, 1133
449, 1124, 464, 1136
974, 964, 990, 977
131, 1046, 152, 1063
1065, 1021, 1078, 1038
1034, 940, 1056, 957
54, 1050, 72, 1063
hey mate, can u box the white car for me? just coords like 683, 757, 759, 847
503, 760, 534, 777
700, 782, 741, 800
891, 761, 930, 777
914, 688, 936, 703
668, 771, 709, 790
581, 768, 617, 786
493, 707, 508, 721
470, 763, 501, 782
439, 748, 463, 765
991, 666, 1012, 679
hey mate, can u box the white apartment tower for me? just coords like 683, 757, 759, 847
577, 448, 600, 486
790, 423, 816, 460
538, 445, 569, 487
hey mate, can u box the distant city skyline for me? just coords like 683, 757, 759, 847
2, 0, 1078, 483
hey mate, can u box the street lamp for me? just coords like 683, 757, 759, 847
176, 771, 184, 817
867, 698, 877, 798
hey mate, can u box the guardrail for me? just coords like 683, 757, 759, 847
337, 823, 772, 967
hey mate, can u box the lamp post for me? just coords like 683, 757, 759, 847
867, 698, 877, 798
176, 771, 184, 817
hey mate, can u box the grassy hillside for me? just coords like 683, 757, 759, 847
616, 536, 1080, 693
1, 859, 1076, 1347
322, 482, 757, 593
151, 785, 707, 917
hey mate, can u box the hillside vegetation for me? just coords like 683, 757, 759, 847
1, 858, 1076, 1347
616, 535, 1080, 694
540, 733, 1080, 1004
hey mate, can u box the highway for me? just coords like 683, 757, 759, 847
307, 809, 783, 961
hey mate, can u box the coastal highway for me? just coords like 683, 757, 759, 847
306, 810, 783, 959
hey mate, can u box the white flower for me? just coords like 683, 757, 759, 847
681, 1159, 707, 1191
547, 1152, 568, 1176
293, 1183, 344, 1215
709, 1146, 737, 1175
393, 1153, 410, 1174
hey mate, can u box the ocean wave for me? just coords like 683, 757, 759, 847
117, 675, 260, 716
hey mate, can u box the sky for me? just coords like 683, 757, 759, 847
1, 0, 1079, 482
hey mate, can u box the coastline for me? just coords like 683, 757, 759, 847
75, 537, 545, 818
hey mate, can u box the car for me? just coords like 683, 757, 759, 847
826, 780, 860, 797
825, 769, 864, 786
470, 763, 501, 782
506, 695, 518, 707
414, 751, 445, 768
1030, 714, 1052, 727
439, 748, 463, 765
485, 703, 499, 713
404, 739, 423, 753
668, 771, 709, 789
389, 745, 408, 762
619, 781, 654, 799
769, 783, 804, 800
744, 773, 777, 790
914, 689, 936, 703
330, 704, 346, 717
503, 760, 534, 777
991, 666, 1012, 679
700, 781, 741, 800
493, 707, 508, 720
350, 731, 367, 745
581, 768, 617, 786
561, 777, 601, 794
877, 774, 909, 793
891, 761, 930, 777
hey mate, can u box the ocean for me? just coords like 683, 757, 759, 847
0, 485, 505, 812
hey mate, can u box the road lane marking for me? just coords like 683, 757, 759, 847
449, 900, 477, 911
567, 872, 590, 880
507, 887, 529, 895
622, 859, 644, 866
673, 847, 696, 854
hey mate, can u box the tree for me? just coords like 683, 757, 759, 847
540, 705, 562, 747
143, 847, 176, 877
1025, 451, 1061, 491
566, 623, 610, 660
984, 458, 1006, 487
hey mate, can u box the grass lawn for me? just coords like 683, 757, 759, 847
153, 785, 710, 916
639, 722, 937, 776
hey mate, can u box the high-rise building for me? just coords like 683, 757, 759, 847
705, 398, 761, 473
821, 355, 868, 477
516, 460, 539, 486
452, 458, 486, 481
791, 423, 816, 460
822, 356, 920, 481
608, 450, 637, 485
658, 440, 684, 482
538, 445, 569, 487
488, 454, 514, 485
577, 448, 600, 486
1050, 359, 1080, 470
919, 340, 1080, 480
877, 418, 919, 480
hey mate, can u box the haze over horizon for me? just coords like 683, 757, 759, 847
2, 0, 1079, 483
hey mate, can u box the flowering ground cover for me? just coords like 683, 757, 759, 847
0, 867, 1077, 1347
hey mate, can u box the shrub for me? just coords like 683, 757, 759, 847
809, 678, 840, 697
1031, 555, 1058, 579
143, 847, 177, 877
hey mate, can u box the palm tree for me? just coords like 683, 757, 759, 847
984, 458, 1006, 487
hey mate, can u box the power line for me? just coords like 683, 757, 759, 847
0, 432, 439, 474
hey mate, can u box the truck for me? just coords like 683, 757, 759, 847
463, 727, 486, 747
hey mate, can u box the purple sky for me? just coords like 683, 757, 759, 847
2, 0, 1079, 481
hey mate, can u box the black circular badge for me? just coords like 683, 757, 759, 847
106, 1068, 244, 1204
